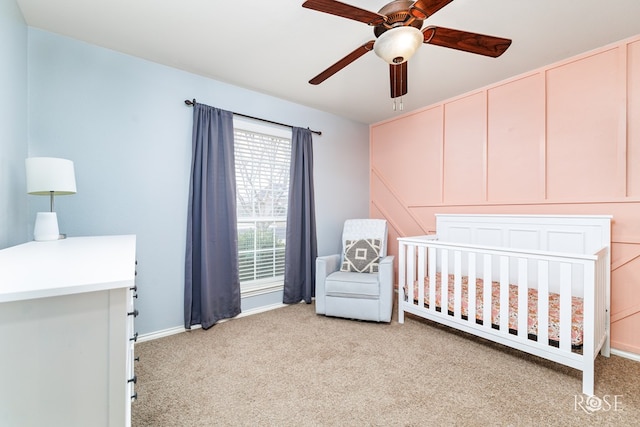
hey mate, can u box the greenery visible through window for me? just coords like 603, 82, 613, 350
234, 121, 291, 289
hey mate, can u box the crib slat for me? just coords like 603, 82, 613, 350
559, 262, 572, 352
499, 256, 509, 333
417, 245, 426, 310
398, 242, 406, 295
407, 244, 416, 308
483, 254, 492, 330
468, 252, 477, 327
398, 242, 406, 323
538, 260, 549, 346
517, 258, 528, 340
428, 245, 437, 313
441, 249, 449, 316
454, 251, 462, 318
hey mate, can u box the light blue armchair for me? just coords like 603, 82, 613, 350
315, 219, 394, 322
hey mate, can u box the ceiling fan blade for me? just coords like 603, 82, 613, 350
309, 41, 375, 85
423, 26, 512, 57
410, 0, 454, 20
302, 0, 387, 26
390, 62, 408, 99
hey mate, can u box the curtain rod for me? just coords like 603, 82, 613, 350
184, 99, 322, 136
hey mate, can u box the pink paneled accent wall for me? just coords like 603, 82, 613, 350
443, 93, 487, 204
370, 34, 640, 355
629, 40, 640, 197
546, 48, 624, 201
371, 106, 443, 207
487, 74, 545, 202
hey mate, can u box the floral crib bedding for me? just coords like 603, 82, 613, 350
407, 273, 584, 347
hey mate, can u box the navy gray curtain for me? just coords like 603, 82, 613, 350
283, 127, 317, 304
184, 103, 241, 329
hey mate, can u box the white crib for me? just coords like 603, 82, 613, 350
397, 214, 611, 396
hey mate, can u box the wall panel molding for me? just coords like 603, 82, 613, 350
627, 40, 640, 197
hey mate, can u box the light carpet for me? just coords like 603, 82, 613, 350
132, 302, 639, 426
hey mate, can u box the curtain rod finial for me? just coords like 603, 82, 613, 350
309, 127, 322, 136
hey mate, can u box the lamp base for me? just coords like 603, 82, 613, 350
34, 212, 60, 241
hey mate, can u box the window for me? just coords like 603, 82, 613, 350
234, 118, 291, 292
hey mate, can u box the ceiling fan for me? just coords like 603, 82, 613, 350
302, 0, 512, 104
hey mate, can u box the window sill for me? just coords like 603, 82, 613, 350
241, 281, 283, 298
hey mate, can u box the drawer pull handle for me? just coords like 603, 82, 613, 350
130, 332, 138, 342
130, 285, 137, 292
131, 392, 138, 401
128, 309, 139, 317
128, 375, 137, 384
134, 356, 140, 362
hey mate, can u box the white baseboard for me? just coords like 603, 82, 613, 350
611, 348, 640, 362
137, 302, 287, 343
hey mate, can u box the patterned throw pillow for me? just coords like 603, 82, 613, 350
340, 238, 382, 273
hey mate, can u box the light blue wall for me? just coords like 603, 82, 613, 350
0, 0, 29, 248
27, 29, 370, 335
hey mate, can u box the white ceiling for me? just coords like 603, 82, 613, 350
16, 0, 640, 124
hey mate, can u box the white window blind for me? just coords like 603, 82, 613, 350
234, 123, 291, 287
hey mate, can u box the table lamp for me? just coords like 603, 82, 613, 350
25, 157, 77, 241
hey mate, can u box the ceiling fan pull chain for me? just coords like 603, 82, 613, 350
392, 97, 404, 111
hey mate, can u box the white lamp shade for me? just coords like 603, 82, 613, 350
373, 26, 424, 65
26, 157, 77, 195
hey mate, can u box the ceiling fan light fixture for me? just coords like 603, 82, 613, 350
373, 26, 423, 65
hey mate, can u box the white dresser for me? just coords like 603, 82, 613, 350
0, 235, 137, 427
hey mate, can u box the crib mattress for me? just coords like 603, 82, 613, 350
408, 273, 584, 347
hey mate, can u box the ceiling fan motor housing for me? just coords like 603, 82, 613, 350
373, 0, 424, 38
